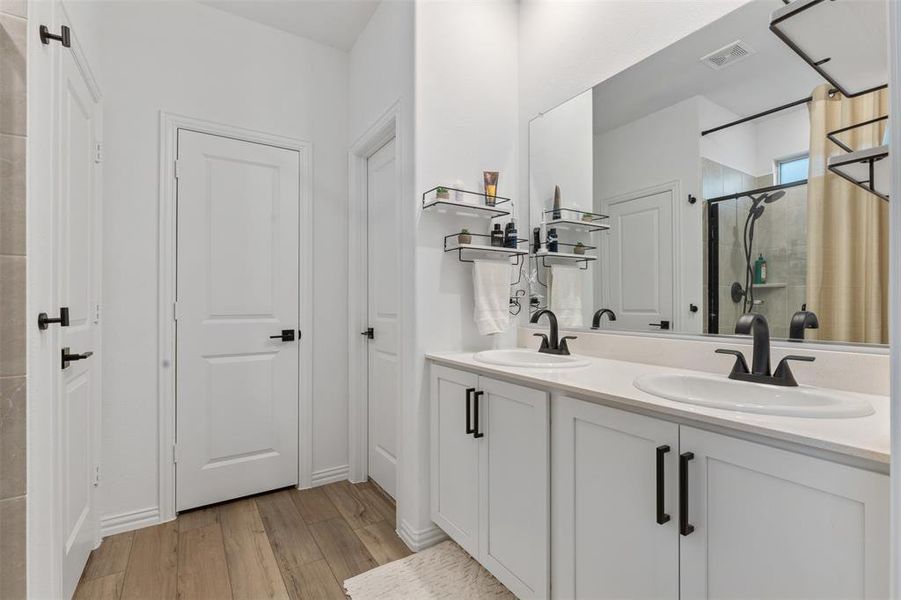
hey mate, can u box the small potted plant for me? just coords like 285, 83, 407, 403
574, 241, 586, 255
458, 228, 472, 245
582, 212, 594, 222
436, 186, 450, 200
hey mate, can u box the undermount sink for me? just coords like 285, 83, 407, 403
473, 349, 590, 369
633, 372, 874, 418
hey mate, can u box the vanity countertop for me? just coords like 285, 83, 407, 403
426, 351, 890, 470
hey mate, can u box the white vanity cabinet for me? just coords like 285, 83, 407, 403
552, 395, 890, 600
430, 365, 549, 599
551, 397, 680, 599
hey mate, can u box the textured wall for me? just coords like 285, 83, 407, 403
0, 0, 28, 597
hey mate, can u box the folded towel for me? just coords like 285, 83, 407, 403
472, 259, 512, 335
550, 264, 583, 328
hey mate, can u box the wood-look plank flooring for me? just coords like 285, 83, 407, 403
75, 481, 409, 600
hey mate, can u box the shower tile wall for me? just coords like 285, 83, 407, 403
0, 3, 27, 599
703, 159, 807, 339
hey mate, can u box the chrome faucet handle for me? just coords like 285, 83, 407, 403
715, 349, 750, 377
773, 355, 815, 387
532, 333, 550, 351
559, 336, 577, 356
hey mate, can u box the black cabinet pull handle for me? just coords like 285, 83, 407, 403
361, 327, 374, 339
465, 388, 475, 434
472, 390, 484, 438
679, 451, 695, 536
656, 445, 671, 525
649, 320, 671, 330
269, 329, 295, 342
38, 307, 70, 330
61, 347, 93, 370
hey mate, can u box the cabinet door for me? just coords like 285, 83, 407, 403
430, 365, 480, 556
680, 426, 889, 599
478, 376, 549, 599
551, 396, 679, 600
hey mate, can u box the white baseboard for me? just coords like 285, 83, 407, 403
100, 506, 161, 537
397, 518, 447, 552
309, 464, 350, 487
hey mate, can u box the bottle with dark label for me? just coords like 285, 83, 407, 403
491, 223, 504, 247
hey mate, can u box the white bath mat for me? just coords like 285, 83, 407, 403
344, 540, 516, 600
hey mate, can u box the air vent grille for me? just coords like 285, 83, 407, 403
700, 40, 756, 70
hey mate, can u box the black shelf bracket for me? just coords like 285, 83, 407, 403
40, 24, 71, 48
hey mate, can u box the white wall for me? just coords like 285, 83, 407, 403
754, 105, 809, 177
349, 1, 414, 144
410, 0, 520, 543
698, 96, 758, 177
700, 96, 810, 179
94, 1, 349, 525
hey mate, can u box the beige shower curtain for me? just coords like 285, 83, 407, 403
806, 84, 889, 344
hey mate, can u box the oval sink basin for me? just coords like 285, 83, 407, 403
633, 373, 874, 418
474, 349, 590, 369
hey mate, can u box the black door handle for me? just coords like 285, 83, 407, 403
61, 348, 93, 370
472, 390, 484, 438
269, 329, 295, 342
679, 452, 695, 536
361, 327, 374, 339
465, 388, 475, 434
649, 320, 671, 330
38, 307, 70, 330
656, 445, 671, 524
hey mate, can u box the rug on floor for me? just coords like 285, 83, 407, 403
344, 540, 516, 600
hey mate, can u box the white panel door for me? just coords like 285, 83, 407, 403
56, 40, 101, 600
430, 365, 480, 556
176, 130, 300, 511
604, 189, 674, 331
478, 377, 549, 600
680, 426, 889, 599
551, 397, 679, 600
366, 138, 399, 498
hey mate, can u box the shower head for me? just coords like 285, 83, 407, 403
764, 190, 786, 203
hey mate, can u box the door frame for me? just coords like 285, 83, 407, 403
347, 101, 407, 485
27, 2, 104, 596
157, 113, 313, 522
597, 179, 682, 332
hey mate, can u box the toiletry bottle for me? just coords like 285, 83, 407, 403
553, 185, 562, 220
491, 223, 504, 247
547, 228, 558, 253
532, 227, 541, 254
504, 220, 517, 248
754, 253, 767, 284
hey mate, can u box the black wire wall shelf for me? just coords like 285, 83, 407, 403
444, 233, 528, 265
532, 245, 597, 270
826, 116, 890, 201
422, 187, 512, 219
542, 208, 610, 233
769, 0, 888, 98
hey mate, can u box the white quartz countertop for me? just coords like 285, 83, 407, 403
426, 351, 890, 470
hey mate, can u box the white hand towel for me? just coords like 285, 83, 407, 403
550, 264, 584, 328
472, 259, 512, 335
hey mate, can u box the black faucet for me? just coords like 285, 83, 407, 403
789, 309, 819, 340
530, 309, 577, 355
715, 313, 815, 386
591, 308, 617, 329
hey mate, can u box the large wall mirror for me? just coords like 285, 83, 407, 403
528, 0, 890, 346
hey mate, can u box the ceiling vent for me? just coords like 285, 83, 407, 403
700, 40, 756, 70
